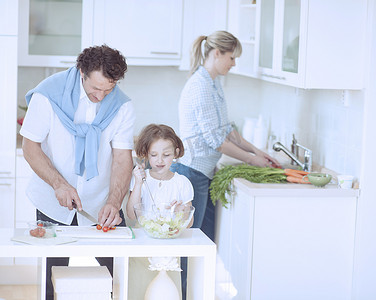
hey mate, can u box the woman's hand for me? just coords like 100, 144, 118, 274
250, 149, 282, 168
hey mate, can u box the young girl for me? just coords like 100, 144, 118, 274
126, 124, 194, 300
126, 123, 194, 219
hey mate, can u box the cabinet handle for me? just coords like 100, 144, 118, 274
0, 172, 11, 174
0, 183, 11, 186
150, 51, 179, 55
260, 73, 286, 80
59, 61, 76, 64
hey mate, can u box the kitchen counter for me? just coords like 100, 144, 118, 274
1, 228, 216, 300
234, 177, 359, 197
215, 156, 359, 300
216, 153, 359, 198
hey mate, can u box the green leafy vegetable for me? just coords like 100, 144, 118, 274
210, 164, 286, 208
139, 212, 187, 239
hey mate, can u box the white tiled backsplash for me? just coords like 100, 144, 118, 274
18, 66, 363, 179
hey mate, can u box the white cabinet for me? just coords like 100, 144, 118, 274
257, 0, 367, 89
0, 179, 15, 266
0, 0, 18, 35
179, 0, 228, 71
215, 179, 358, 300
251, 196, 356, 300
93, 0, 183, 66
18, 0, 94, 67
0, 36, 17, 178
215, 186, 254, 299
228, 0, 259, 77
0, 179, 16, 229
15, 151, 35, 229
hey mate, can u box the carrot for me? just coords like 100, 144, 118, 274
284, 168, 309, 177
286, 175, 311, 184
284, 170, 304, 178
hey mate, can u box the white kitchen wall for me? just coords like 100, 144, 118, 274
256, 82, 364, 178
17, 65, 364, 179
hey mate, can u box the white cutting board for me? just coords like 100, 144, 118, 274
56, 226, 135, 239
11, 235, 77, 245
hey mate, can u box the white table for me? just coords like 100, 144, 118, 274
0, 228, 216, 300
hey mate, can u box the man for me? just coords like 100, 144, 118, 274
20, 45, 135, 299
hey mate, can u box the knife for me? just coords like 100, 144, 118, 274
72, 201, 98, 224
77, 209, 99, 224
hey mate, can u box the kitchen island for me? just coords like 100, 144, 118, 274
215, 177, 359, 300
0, 228, 216, 300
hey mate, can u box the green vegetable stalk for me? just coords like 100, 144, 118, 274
209, 164, 286, 208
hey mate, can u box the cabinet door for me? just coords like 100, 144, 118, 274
251, 196, 357, 300
258, 0, 301, 83
0, 0, 18, 35
180, 0, 227, 71
93, 0, 183, 66
0, 36, 17, 178
215, 186, 254, 300
15, 154, 35, 228
0, 178, 15, 265
228, 187, 254, 299
258, 0, 275, 70
258, 0, 366, 89
18, 0, 94, 67
228, 0, 259, 77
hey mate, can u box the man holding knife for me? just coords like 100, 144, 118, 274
20, 45, 135, 299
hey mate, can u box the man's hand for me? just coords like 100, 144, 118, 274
22, 137, 83, 210
98, 203, 123, 228
54, 182, 82, 211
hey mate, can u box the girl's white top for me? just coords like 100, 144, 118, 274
130, 169, 194, 210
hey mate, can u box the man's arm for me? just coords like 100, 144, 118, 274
22, 137, 81, 210
98, 148, 133, 227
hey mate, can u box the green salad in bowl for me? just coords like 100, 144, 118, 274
134, 203, 195, 239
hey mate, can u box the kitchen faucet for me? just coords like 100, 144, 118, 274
273, 141, 312, 172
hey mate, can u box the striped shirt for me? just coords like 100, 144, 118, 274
178, 66, 233, 179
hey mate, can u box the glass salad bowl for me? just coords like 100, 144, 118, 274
134, 202, 195, 239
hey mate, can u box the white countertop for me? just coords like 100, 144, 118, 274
234, 178, 359, 197
0, 228, 215, 258
216, 154, 360, 198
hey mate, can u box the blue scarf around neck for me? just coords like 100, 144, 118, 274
25, 66, 130, 180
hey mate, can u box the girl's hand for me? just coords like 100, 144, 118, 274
133, 163, 146, 184
169, 200, 184, 212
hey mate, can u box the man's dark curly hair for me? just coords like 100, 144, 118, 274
76, 45, 127, 82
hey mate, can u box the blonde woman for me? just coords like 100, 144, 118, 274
172, 31, 280, 242
172, 31, 275, 300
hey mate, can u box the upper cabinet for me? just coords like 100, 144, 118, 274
179, 0, 228, 71
92, 0, 183, 66
0, 0, 18, 178
18, 0, 94, 68
228, 0, 259, 77
257, 0, 367, 89
0, 0, 18, 36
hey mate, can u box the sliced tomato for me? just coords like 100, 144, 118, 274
96, 224, 102, 230
102, 226, 109, 232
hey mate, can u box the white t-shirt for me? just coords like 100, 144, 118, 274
20, 81, 135, 225
129, 169, 194, 211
